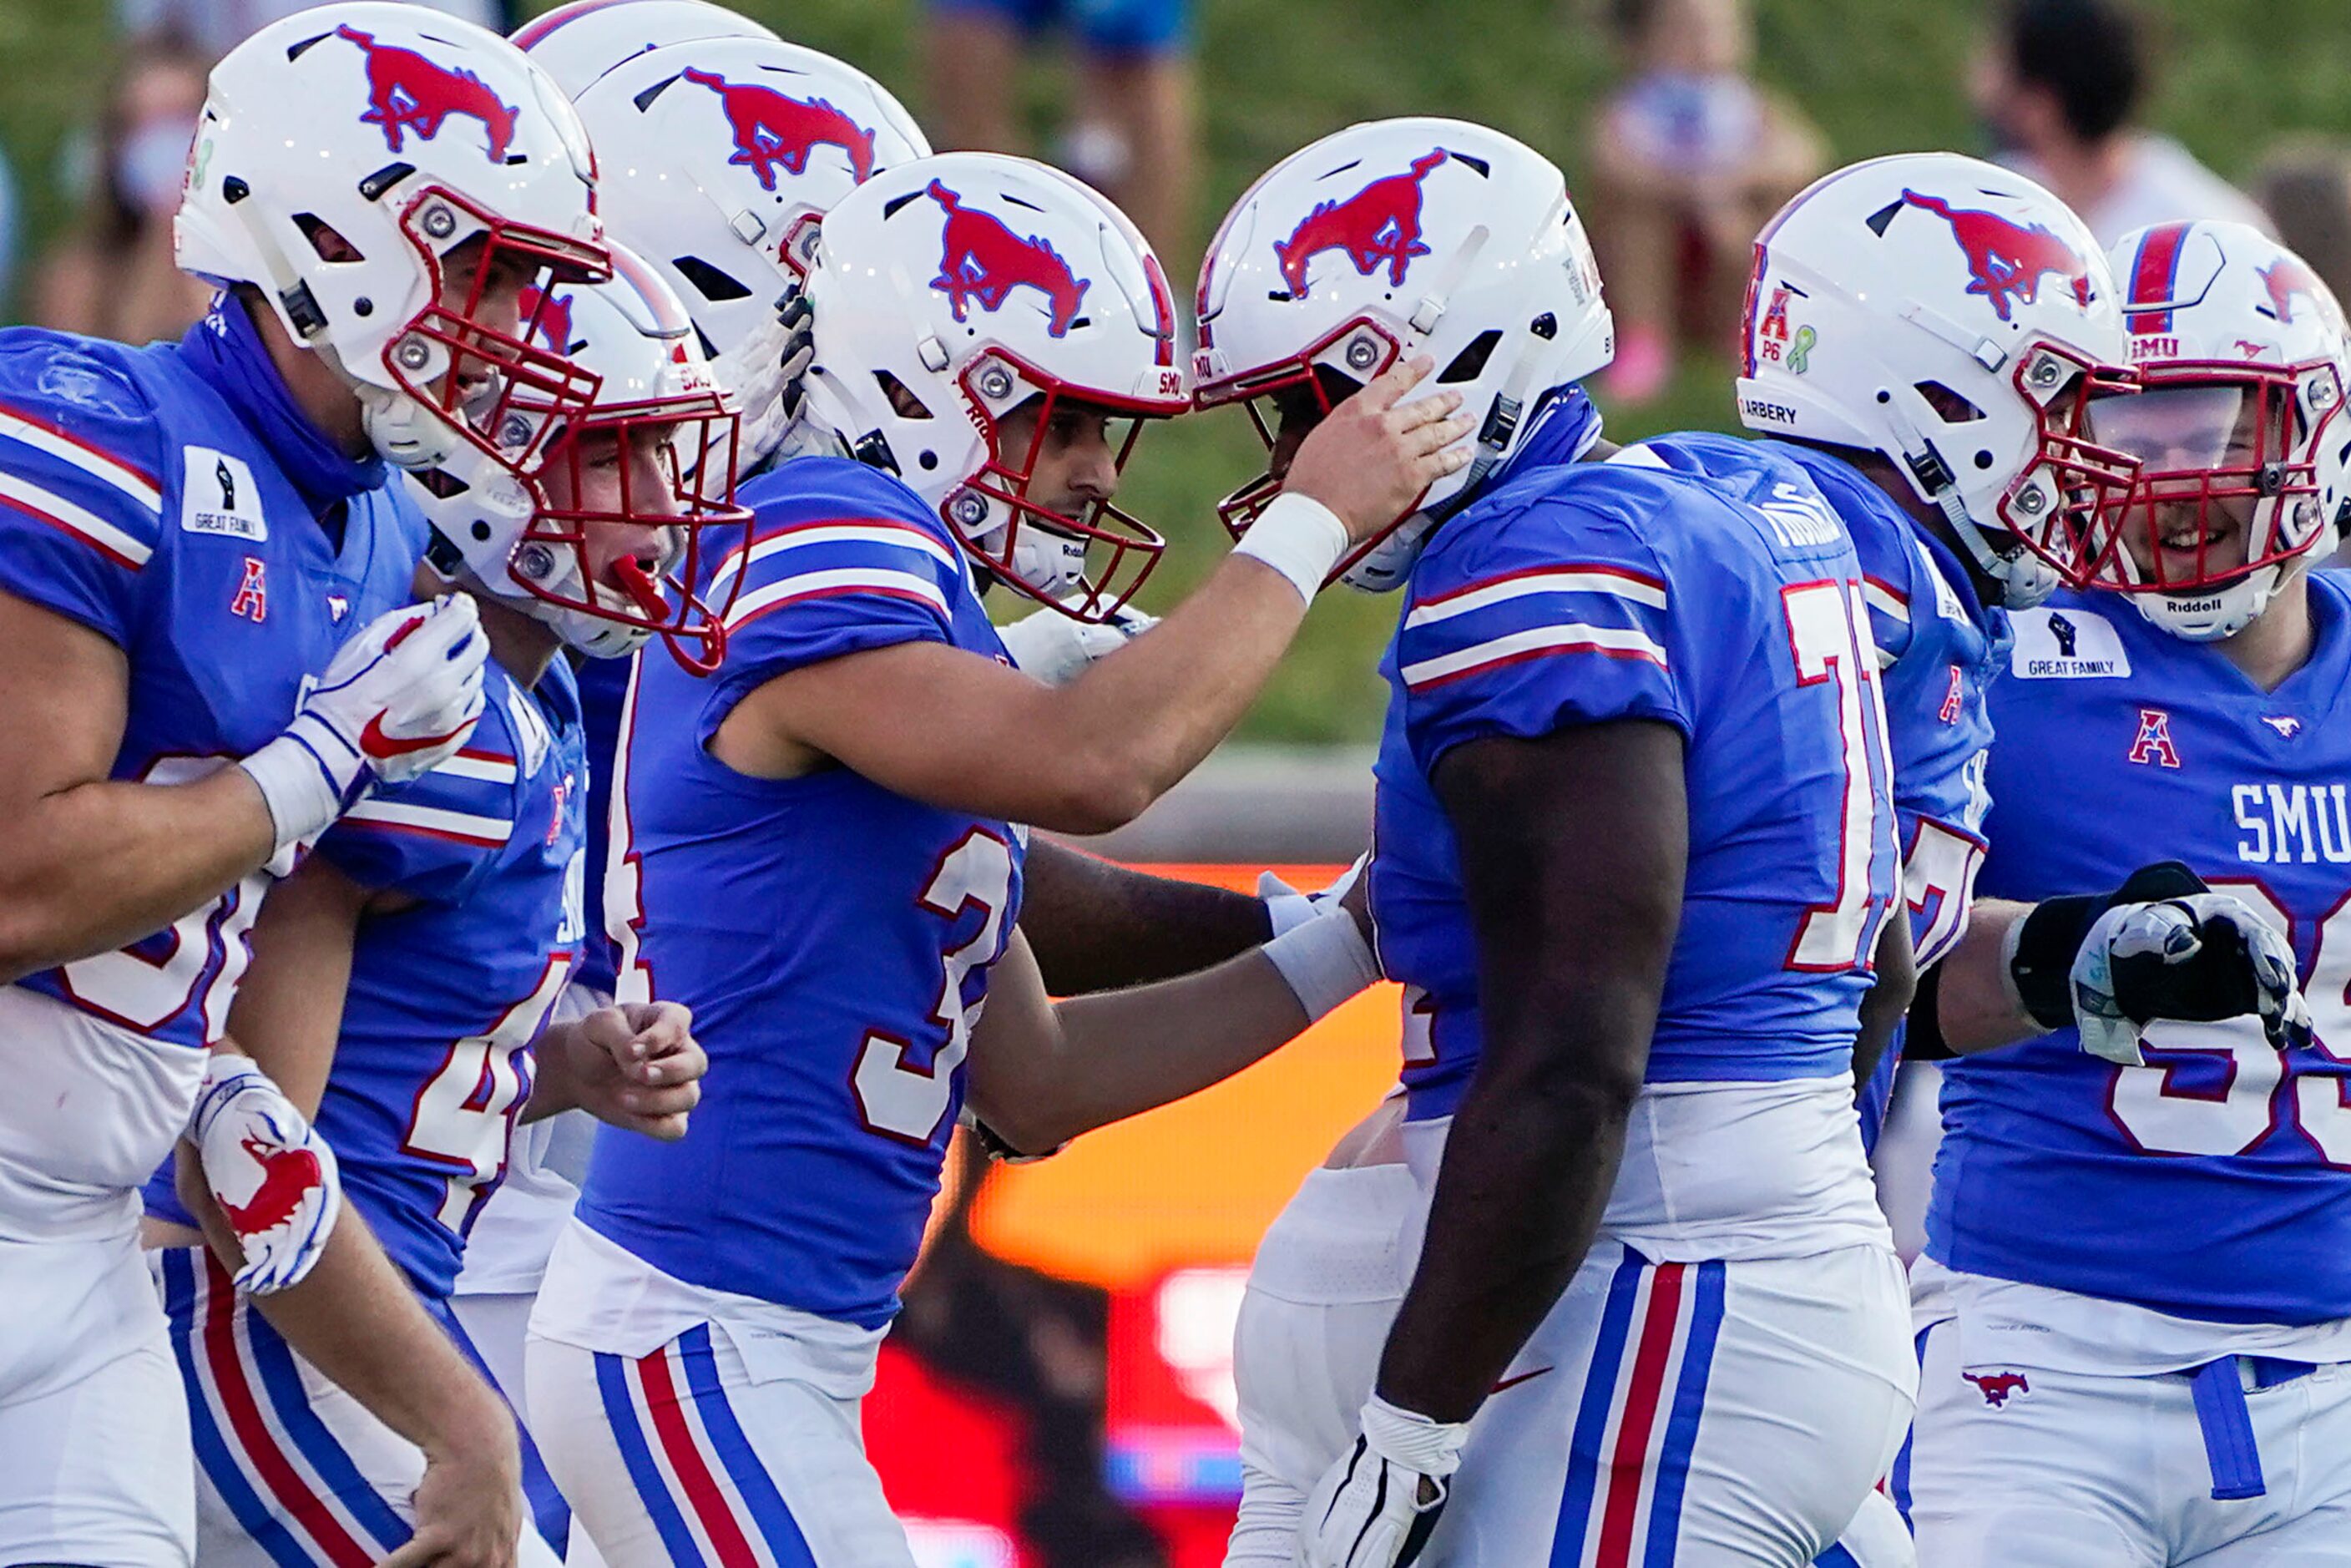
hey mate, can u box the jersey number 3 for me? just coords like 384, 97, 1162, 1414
854, 829, 1016, 1146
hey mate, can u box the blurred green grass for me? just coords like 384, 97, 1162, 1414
6, 0, 2348, 739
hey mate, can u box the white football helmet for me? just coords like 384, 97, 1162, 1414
412, 244, 752, 671
508, 0, 777, 98
557, 36, 930, 467
1735, 151, 2137, 608
1193, 117, 1614, 592
796, 151, 1190, 621
2076, 223, 2351, 640
177, 3, 609, 478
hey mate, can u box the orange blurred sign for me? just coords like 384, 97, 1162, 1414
968, 863, 1403, 1290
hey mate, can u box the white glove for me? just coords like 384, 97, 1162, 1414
186, 1055, 342, 1293
2070, 893, 2313, 1067
997, 600, 1159, 685
1261, 854, 1370, 938
238, 595, 489, 852
1299, 1395, 1467, 1568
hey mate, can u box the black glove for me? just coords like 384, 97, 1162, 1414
2010, 861, 2312, 1065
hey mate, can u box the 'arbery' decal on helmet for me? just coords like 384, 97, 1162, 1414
680, 68, 877, 190
1900, 189, 2093, 322
925, 181, 1091, 338
1272, 149, 1448, 300
332, 23, 518, 163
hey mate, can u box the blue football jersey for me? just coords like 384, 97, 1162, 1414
1369, 438, 1903, 1120
570, 650, 631, 996
0, 316, 422, 1054
143, 660, 587, 1297
576, 456, 1024, 1328
1930, 574, 2351, 1325
1641, 436, 2007, 1151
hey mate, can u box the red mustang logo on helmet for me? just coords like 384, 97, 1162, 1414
926, 181, 1090, 338
1902, 190, 2093, 322
1273, 149, 1449, 300
519, 283, 577, 356
220, 1138, 323, 1237
680, 69, 877, 191
2258, 255, 2324, 325
336, 24, 518, 163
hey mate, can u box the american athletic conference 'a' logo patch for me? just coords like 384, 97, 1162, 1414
925, 182, 1091, 338
1273, 149, 1449, 299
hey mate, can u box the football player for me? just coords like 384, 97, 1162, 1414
520, 149, 1463, 1566
0, 6, 605, 1562
442, 23, 870, 1554
1195, 117, 1917, 1568
1663, 154, 2305, 1156
1898, 222, 2351, 1565
1211, 146, 2315, 1568
1655, 148, 2313, 1568
142, 251, 733, 1568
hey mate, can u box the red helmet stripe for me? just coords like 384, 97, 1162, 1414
2126, 221, 2192, 336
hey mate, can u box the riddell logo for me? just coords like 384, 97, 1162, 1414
925, 181, 1091, 337
680, 68, 877, 190
1963, 1369, 2031, 1408
1900, 190, 2093, 322
334, 24, 518, 163
1272, 149, 1449, 299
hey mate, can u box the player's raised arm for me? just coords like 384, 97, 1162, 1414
0, 551, 485, 984
710, 352, 1465, 835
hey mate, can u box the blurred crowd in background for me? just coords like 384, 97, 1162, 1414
10, 0, 2351, 408
7, 2, 2351, 1564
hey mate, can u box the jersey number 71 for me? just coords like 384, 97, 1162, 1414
1782, 579, 1899, 972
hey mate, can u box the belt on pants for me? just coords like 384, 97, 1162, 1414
2179, 1356, 2317, 1501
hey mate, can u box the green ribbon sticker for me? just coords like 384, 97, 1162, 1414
1787, 325, 1818, 375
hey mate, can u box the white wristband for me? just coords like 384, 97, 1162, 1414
1262, 904, 1380, 1024
1234, 491, 1351, 604
1360, 1393, 1469, 1479
237, 728, 346, 855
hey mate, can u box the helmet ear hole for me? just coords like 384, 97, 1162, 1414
294, 214, 365, 263
874, 370, 933, 420
1915, 381, 1987, 423
671, 255, 752, 302
1439, 329, 1503, 383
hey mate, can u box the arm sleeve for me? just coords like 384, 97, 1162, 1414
701, 514, 966, 735
1398, 498, 1691, 776
0, 354, 166, 646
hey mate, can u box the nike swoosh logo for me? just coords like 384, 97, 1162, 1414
360, 712, 458, 760
1491, 1366, 1554, 1395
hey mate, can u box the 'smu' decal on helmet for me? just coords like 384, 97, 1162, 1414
926, 180, 1090, 337
333, 23, 519, 162
1900, 189, 2094, 322
1272, 149, 1448, 299
680, 68, 877, 190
